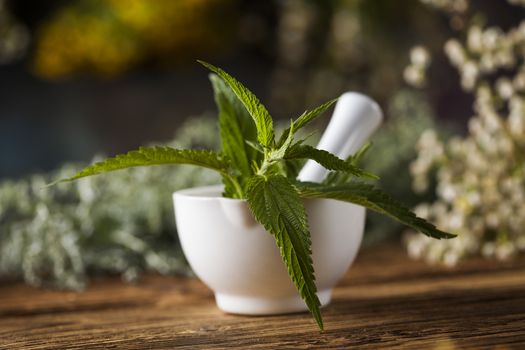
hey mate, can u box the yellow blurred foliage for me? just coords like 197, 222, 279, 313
32, 0, 238, 79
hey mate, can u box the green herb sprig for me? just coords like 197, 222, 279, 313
53, 61, 454, 330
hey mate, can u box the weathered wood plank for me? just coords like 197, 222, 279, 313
1, 244, 524, 349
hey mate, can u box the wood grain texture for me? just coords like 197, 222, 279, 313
1, 244, 524, 349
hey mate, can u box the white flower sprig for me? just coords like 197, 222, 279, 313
404, 2, 525, 265
404, 46, 432, 88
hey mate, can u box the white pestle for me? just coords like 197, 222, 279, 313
297, 92, 383, 183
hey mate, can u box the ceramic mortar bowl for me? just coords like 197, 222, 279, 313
173, 184, 365, 315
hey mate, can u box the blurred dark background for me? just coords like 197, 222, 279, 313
1, 0, 523, 179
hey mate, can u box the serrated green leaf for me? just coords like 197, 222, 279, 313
322, 170, 349, 187
285, 144, 378, 180
52, 147, 230, 184
351, 142, 373, 166
209, 74, 258, 141
294, 98, 338, 131
246, 175, 323, 330
323, 142, 374, 186
270, 121, 295, 160
210, 73, 259, 198
296, 181, 455, 239
211, 74, 253, 176
277, 98, 337, 147
246, 140, 263, 154
199, 60, 274, 148
284, 159, 304, 180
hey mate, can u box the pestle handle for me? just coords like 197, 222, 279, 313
297, 92, 383, 183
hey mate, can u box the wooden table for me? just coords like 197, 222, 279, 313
1, 244, 524, 349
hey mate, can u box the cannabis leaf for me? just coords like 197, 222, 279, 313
323, 142, 373, 186
211, 73, 260, 197
351, 142, 373, 166
296, 181, 455, 239
51, 61, 454, 331
294, 99, 338, 131
277, 99, 337, 147
285, 144, 378, 180
199, 60, 275, 148
269, 122, 295, 160
246, 175, 323, 330
211, 74, 253, 176
53, 147, 230, 184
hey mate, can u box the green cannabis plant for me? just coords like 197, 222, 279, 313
55, 61, 454, 330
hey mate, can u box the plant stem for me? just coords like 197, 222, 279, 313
257, 160, 271, 177
223, 172, 244, 198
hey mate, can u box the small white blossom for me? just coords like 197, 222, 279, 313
445, 39, 466, 66
467, 26, 483, 53
461, 61, 479, 90
404, 46, 432, 87
421, 0, 469, 13
411, 46, 431, 67
406, 8, 525, 265
496, 78, 514, 99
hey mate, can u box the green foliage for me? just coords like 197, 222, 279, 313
294, 99, 338, 131
277, 98, 337, 146
246, 175, 322, 330
198, 60, 275, 148
0, 116, 220, 290
359, 90, 445, 246
322, 142, 373, 186
210, 74, 259, 198
211, 74, 255, 175
297, 181, 454, 239
55, 147, 229, 184
285, 144, 377, 179
53, 62, 452, 329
